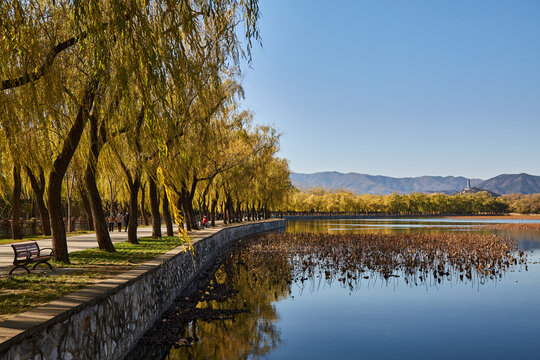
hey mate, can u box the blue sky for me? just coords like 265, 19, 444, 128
241, 0, 540, 179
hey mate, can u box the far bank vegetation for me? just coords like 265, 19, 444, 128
285, 188, 540, 215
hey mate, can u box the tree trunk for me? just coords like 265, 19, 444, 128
11, 165, 23, 239
236, 200, 242, 222
225, 194, 234, 223
124, 107, 144, 244
197, 197, 205, 220
48, 177, 68, 261
186, 198, 198, 230
141, 182, 148, 226
222, 202, 227, 224
148, 176, 161, 238
162, 192, 174, 236
26, 166, 51, 235
66, 177, 72, 233
179, 190, 199, 231
84, 113, 115, 252
127, 174, 140, 244
210, 190, 219, 226
231, 202, 237, 222
176, 198, 185, 231
210, 198, 218, 226
185, 178, 199, 230
77, 184, 94, 231
48, 78, 98, 263
85, 167, 116, 251
181, 195, 192, 231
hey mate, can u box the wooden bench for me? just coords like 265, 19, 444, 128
10, 242, 54, 275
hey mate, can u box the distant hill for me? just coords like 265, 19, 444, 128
477, 173, 540, 195
290, 172, 483, 195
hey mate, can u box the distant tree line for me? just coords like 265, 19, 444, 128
501, 194, 540, 214
285, 188, 540, 215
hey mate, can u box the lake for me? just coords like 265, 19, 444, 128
127, 218, 540, 360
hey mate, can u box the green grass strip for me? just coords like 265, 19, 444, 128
1, 236, 184, 318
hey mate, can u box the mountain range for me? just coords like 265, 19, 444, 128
290, 172, 540, 195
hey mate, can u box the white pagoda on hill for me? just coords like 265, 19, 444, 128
460, 179, 498, 196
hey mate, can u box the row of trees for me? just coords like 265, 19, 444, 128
0, 0, 291, 263
286, 188, 513, 215
501, 194, 540, 214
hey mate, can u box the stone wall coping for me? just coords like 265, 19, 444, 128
0, 219, 283, 353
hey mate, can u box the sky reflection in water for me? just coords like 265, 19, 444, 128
157, 219, 540, 360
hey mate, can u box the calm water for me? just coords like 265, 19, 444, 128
130, 218, 540, 360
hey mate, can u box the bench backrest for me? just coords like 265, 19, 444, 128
12, 242, 40, 258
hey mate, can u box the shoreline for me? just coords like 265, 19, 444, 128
444, 214, 540, 220
285, 214, 540, 220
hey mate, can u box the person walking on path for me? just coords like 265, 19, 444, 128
108, 214, 115, 231
124, 211, 129, 232
116, 212, 124, 232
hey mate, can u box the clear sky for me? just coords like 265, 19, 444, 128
241, 0, 540, 180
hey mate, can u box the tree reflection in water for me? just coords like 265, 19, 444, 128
165, 249, 292, 360
127, 238, 293, 360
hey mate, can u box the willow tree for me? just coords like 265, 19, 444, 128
161, 79, 242, 230
0, 0, 262, 262
212, 122, 286, 223
113, 105, 148, 244
0, 105, 23, 239
109, 0, 263, 237
1, 1, 122, 261
162, 100, 281, 230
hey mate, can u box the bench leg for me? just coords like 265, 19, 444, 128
9, 265, 30, 275
33, 261, 53, 271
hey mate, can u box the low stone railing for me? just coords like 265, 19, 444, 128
0, 219, 285, 360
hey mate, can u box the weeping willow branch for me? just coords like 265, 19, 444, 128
1, 34, 86, 91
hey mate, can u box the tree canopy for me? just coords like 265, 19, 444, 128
0, 0, 291, 263
286, 188, 512, 215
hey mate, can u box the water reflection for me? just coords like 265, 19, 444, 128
128, 246, 293, 360
127, 219, 540, 360
166, 252, 291, 360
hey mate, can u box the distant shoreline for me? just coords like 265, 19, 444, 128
444, 214, 540, 220
283, 214, 540, 220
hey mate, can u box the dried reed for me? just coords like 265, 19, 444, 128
246, 232, 527, 288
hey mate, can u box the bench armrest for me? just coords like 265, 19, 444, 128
14, 250, 32, 261
39, 247, 54, 256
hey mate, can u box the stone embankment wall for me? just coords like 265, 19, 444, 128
0, 220, 285, 360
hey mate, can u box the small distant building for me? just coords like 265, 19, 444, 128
460, 179, 499, 196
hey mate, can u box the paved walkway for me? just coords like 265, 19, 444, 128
0, 224, 183, 272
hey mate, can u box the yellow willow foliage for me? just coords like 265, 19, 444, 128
157, 166, 194, 258
286, 189, 511, 215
